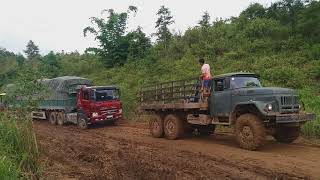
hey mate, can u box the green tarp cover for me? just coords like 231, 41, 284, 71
44, 76, 92, 100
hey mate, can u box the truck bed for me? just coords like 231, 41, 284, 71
140, 78, 208, 111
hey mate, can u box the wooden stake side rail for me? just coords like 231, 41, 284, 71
140, 102, 209, 111
140, 77, 208, 110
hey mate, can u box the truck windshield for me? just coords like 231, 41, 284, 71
94, 89, 119, 101
230, 77, 262, 89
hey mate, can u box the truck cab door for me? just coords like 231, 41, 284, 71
78, 89, 91, 117
210, 78, 232, 117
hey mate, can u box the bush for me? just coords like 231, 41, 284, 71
0, 111, 39, 179
300, 88, 320, 138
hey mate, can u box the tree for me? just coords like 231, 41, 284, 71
155, 6, 174, 45
297, 0, 320, 42
199, 11, 211, 28
84, 6, 143, 67
266, 0, 305, 34
127, 27, 152, 61
240, 3, 266, 20
40, 51, 60, 77
24, 40, 39, 60
16, 54, 25, 67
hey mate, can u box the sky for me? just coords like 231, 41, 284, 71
0, 0, 277, 55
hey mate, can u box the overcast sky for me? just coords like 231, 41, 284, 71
0, 0, 277, 55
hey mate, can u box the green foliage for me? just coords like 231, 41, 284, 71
39, 51, 60, 78
84, 6, 150, 67
155, 6, 174, 45
300, 88, 320, 138
199, 11, 211, 28
0, 67, 45, 179
240, 3, 266, 20
24, 40, 40, 60
297, 1, 320, 42
0, 111, 40, 179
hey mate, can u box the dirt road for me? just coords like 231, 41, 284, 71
35, 121, 320, 180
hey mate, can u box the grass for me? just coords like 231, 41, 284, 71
300, 88, 320, 138
0, 110, 39, 179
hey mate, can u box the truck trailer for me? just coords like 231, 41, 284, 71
140, 72, 316, 150
32, 76, 122, 129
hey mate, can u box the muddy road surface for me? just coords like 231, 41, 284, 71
35, 121, 320, 180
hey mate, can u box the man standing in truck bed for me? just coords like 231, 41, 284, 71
199, 58, 212, 101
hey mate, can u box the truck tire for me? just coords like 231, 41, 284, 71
164, 114, 184, 140
77, 113, 88, 129
78, 118, 88, 130
198, 125, 216, 136
274, 126, 300, 143
49, 112, 57, 125
57, 112, 65, 126
235, 113, 266, 150
149, 114, 164, 138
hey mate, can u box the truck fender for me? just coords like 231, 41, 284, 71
230, 102, 266, 124
78, 108, 89, 119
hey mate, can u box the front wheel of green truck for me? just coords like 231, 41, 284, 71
274, 126, 300, 143
164, 114, 184, 140
235, 113, 266, 150
149, 114, 164, 138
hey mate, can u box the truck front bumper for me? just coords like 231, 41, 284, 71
275, 113, 316, 124
89, 114, 122, 124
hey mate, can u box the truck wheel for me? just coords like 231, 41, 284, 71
78, 118, 88, 130
235, 113, 266, 150
57, 112, 65, 126
149, 114, 164, 138
49, 112, 57, 125
274, 126, 300, 143
164, 114, 184, 140
198, 125, 216, 136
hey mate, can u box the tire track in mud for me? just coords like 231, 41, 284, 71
35, 121, 318, 180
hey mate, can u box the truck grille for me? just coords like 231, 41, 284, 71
279, 96, 299, 113
101, 109, 118, 115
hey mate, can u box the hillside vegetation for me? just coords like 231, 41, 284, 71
1, 0, 320, 137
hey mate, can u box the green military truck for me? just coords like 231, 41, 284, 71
140, 72, 316, 150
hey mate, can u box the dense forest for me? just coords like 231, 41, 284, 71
0, 0, 320, 137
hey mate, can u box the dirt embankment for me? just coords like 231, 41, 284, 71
35, 121, 320, 180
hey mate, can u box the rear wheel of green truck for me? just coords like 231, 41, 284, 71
235, 113, 266, 150
149, 114, 164, 138
57, 112, 65, 126
274, 126, 300, 143
164, 114, 184, 140
49, 112, 57, 125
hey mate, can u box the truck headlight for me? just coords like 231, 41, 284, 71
92, 112, 99, 117
266, 104, 273, 111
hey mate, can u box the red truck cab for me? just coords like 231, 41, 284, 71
77, 86, 122, 127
